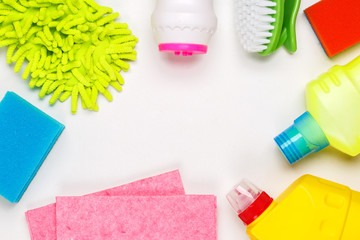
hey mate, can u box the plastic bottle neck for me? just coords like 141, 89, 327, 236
238, 192, 273, 225
227, 180, 274, 226
275, 111, 330, 164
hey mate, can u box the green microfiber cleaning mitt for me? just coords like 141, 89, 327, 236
0, 0, 138, 114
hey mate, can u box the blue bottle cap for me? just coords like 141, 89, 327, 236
274, 111, 330, 164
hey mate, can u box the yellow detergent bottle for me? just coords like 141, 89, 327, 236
227, 174, 360, 240
275, 55, 360, 164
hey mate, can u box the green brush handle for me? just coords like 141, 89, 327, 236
281, 0, 301, 53
259, 0, 301, 56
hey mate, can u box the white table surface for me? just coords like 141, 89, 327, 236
1, 0, 360, 239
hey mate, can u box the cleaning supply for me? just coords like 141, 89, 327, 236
0, 91, 64, 203
151, 0, 217, 56
235, 0, 301, 56
227, 174, 360, 240
56, 195, 217, 240
305, 0, 360, 58
26, 170, 184, 240
0, 0, 137, 114
26, 170, 216, 240
275, 55, 360, 164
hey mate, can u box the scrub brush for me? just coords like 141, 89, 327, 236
0, 0, 138, 114
235, 0, 301, 56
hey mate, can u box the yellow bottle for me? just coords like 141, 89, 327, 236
227, 175, 360, 240
275, 56, 360, 164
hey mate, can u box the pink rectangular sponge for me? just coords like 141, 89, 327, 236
25, 170, 185, 240
56, 195, 217, 240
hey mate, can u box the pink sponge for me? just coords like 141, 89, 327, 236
56, 195, 217, 240
25, 170, 184, 240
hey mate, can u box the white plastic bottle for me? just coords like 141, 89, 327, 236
151, 0, 218, 56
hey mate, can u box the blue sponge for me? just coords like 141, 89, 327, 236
0, 92, 64, 203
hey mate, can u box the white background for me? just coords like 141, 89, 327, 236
1, 0, 360, 239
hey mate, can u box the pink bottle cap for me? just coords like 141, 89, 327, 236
159, 43, 208, 56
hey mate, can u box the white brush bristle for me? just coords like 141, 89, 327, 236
235, 0, 276, 53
